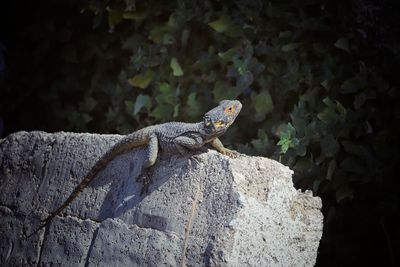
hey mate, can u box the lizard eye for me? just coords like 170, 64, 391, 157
224, 106, 235, 113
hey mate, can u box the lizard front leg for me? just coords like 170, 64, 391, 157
173, 136, 204, 155
173, 136, 204, 166
210, 138, 239, 157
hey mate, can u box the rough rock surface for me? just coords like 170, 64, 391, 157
0, 131, 323, 266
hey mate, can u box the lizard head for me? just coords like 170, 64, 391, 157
203, 100, 242, 135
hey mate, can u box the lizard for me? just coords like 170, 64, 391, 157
27, 99, 242, 238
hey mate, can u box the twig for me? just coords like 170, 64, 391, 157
180, 181, 202, 267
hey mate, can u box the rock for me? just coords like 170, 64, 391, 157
0, 131, 323, 266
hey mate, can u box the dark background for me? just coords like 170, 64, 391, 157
1, 0, 399, 266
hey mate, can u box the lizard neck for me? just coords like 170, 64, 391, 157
197, 121, 223, 140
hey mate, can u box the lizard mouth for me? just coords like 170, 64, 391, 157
203, 119, 233, 135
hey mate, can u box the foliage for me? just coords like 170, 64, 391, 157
1, 0, 399, 265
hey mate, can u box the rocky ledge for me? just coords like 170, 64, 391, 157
0, 131, 323, 266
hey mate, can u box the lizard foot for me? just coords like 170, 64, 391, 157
220, 148, 240, 158
136, 171, 152, 196
186, 155, 202, 171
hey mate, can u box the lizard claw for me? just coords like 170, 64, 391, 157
136, 171, 152, 195
220, 148, 240, 158
188, 155, 201, 169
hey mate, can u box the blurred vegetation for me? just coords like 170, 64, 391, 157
1, 0, 399, 265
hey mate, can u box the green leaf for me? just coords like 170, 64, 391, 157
266, 60, 285, 76
149, 25, 174, 44
354, 90, 376, 109
282, 42, 303, 52
326, 159, 336, 180
157, 82, 176, 105
208, 15, 233, 33
287, 122, 296, 138
173, 104, 180, 118
128, 69, 154, 89
334, 37, 350, 53
124, 100, 134, 114
163, 34, 175, 45
278, 138, 291, 154
251, 139, 266, 153
336, 184, 354, 203
218, 48, 238, 62
278, 122, 296, 139
181, 29, 190, 48
181, 29, 190, 47
295, 142, 307, 156
107, 9, 123, 29
290, 113, 307, 137
251, 90, 274, 121
277, 123, 297, 154
170, 57, 184, 76
322, 97, 336, 109
341, 141, 372, 161
305, 121, 318, 140
320, 134, 339, 157
122, 10, 148, 20
317, 107, 337, 124
336, 101, 346, 117
159, 82, 172, 94
186, 92, 202, 118
213, 81, 238, 102
236, 71, 254, 91
236, 143, 255, 156
211, 15, 240, 37
105, 107, 117, 123
167, 13, 179, 28
150, 104, 173, 120
313, 179, 322, 194
320, 79, 331, 90
251, 129, 269, 153
340, 157, 364, 174
134, 94, 152, 115
341, 75, 367, 94
300, 88, 318, 109
293, 158, 314, 174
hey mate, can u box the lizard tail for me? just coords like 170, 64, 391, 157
25, 158, 106, 239
26, 133, 149, 238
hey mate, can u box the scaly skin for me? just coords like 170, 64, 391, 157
28, 99, 242, 237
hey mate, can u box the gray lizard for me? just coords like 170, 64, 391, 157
28, 99, 242, 237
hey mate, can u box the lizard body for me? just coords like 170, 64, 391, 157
29, 99, 241, 237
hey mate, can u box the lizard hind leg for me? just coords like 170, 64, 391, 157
143, 134, 158, 168
137, 134, 158, 195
